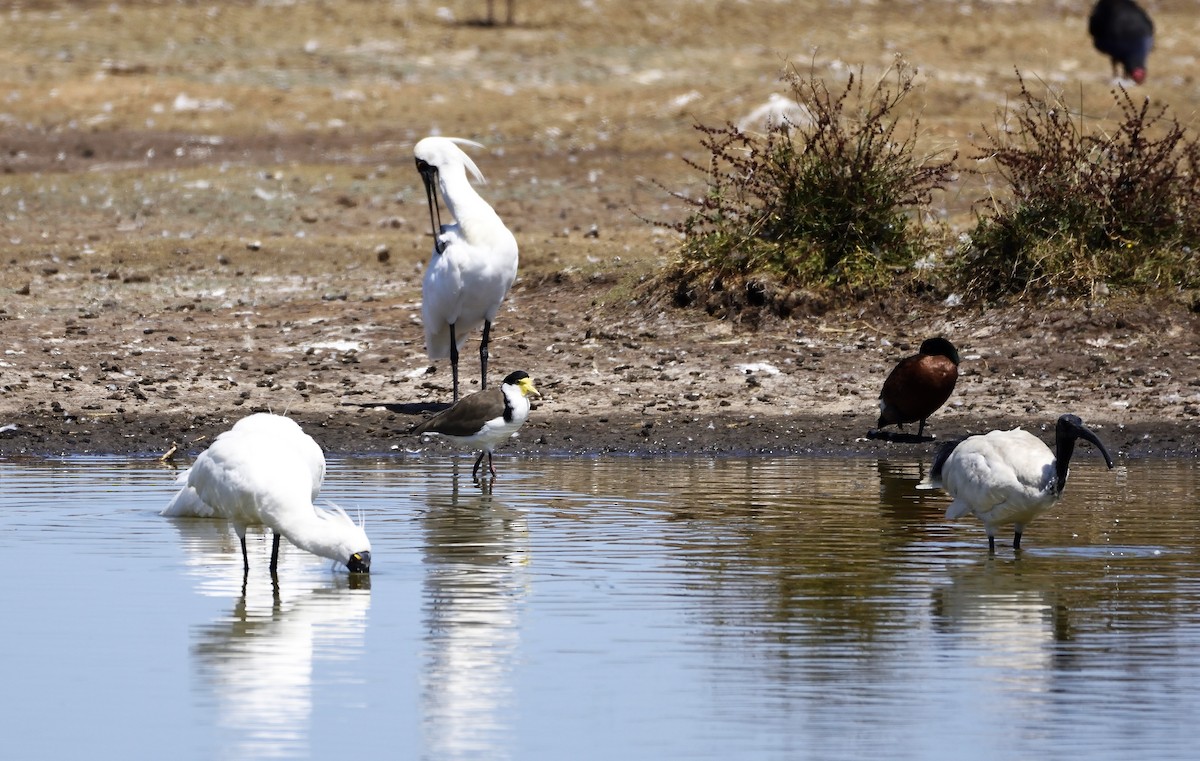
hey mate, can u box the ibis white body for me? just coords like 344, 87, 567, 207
936, 428, 1057, 534
919, 414, 1114, 551
415, 136, 518, 400
163, 413, 371, 574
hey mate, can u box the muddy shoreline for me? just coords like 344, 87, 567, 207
3, 407, 1196, 462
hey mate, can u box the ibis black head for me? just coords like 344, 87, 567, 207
1054, 414, 1115, 493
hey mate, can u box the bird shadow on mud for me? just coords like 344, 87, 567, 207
340, 401, 452, 416
866, 429, 936, 444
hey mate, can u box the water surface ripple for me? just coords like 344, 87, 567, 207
1, 455, 1197, 760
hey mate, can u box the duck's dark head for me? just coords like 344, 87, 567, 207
919, 337, 960, 366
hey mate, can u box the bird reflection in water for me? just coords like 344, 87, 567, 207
931, 558, 1077, 690
421, 473, 529, 759
170, 518, 371, 759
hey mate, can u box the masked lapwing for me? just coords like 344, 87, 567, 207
411, 370, 540, 479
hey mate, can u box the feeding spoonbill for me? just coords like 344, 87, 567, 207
411, 370, 540, 479
871, 336, 960, 440
918, 414, 1115, 552
162, 413, 371, 575
415, 136, 519, 402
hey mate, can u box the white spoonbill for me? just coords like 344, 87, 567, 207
918, 414, 1115, 552
411, 370, 540, 479
415, 136, 519, 402
162, 413, 371, 575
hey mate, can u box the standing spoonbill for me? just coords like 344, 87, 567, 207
411, 370, 540, 479
162, 413, 371, 575
415, 136, 519, 402
870, 336, 960, 440
918, 414, 1115, 552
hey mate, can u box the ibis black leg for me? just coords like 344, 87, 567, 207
480, 320, 492, 390
472, 450, 486, 480
239, 535, 250, 573
270, 532, 281, 574
449, 323, 460, 402
988, 534, 996, 554
1013, 531, 1023, 551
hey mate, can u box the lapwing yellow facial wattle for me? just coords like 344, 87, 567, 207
410, 370, 540, 479
414, 136, 519, 403
871, 336, 960, 441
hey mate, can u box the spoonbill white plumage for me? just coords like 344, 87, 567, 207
162, 413, 371, 575
918, 414, 1115, 552
411, 370, 539, 479
871, 336, 960, 440
415, 136, 519, 402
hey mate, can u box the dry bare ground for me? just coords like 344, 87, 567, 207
1, 0, 1198, 459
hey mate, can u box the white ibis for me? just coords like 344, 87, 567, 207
918, 414, 1115, 551
162, 413, 371, 575
411, 370, 539, 479
415, 136, 519, 402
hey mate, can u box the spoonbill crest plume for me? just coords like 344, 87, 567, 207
415, 136, 519, 402
918, 414, 1115, 552
162, 413, 371, 575
411, 370, 539, 480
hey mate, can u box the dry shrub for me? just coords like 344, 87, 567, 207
653, 59, 955, 318
962, 72, 1200, 300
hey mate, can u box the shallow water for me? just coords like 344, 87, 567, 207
1, 454, 1198, 760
